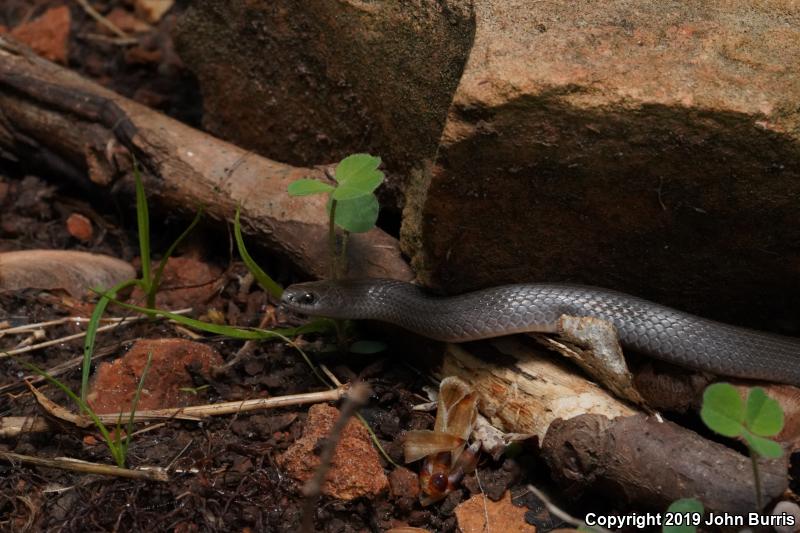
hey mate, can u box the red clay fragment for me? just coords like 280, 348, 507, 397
66, 213, 93, 242
455, 491, 536, 533
11, 6, 70, 64
389, 466, 420, 500
87, 338, 223, 414
279, 403, 389, 500
131, 255, 222, 309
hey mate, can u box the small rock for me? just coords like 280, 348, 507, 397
407, 510, 432, 527
0, 250, 135, 297
66, 213, 93, 242
454, 491, 535, 533
465, 459, 519, 501
131, 255, 222, 309
773, 501, 800, 533
439, 489, 464, 516
11, 6, 70, 64
389, 466, 420, 500
87, 338, 224, 414
278, 403, 389, 500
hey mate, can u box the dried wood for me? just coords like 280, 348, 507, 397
439, 338, 788, 513
0, 38, 412, 282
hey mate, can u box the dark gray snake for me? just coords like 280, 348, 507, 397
280, 278, 800, 386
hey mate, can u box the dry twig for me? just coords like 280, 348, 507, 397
0, 451, 168, 481
2, 386, 351, 438
299, 382, 371, 533
0, 308, 191, 358
73, 0, 129, 39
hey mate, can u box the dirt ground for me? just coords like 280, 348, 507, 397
0, 2, 566, 531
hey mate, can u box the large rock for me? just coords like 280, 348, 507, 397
402, 1, 800, 328
174, 0, 474, 186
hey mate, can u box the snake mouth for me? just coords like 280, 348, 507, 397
277, 302, 310, 320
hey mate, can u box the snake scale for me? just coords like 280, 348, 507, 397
280, 278, 800, 386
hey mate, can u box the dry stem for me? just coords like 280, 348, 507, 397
0, 451, 168, 481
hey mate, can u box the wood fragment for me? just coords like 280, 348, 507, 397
1, 385, 351, 438
0, 37, 412, 282
74, 0, 130, 39
0, 308, 191, 358
541, 413, 787, 513
439, 337, 788, 513
0, 451, 168, 481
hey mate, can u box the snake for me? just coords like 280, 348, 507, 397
280, 278, 800, 386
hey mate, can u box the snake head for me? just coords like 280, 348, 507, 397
281, 281, 335, 316
281, 278, 413, 320
280, 280, 367, 319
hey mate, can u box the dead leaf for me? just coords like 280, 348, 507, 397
24, 380, 93, 429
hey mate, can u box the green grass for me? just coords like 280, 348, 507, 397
15, 351, 152, 468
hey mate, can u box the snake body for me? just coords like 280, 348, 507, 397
280, 279, 800, 385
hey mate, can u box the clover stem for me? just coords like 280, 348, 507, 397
327, 197, 348, 348
339, 230, 350, 278
328, 198, 338, 280
750, 451, 763, 510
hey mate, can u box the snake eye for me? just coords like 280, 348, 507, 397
299, 292, 317, 305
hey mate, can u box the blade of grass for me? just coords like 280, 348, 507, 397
81, 278, 142, 403
133, 160, 151, 291
148, 209, 204, 309
356, 413, 400, 468
91, 289, 332, 340
15, 358, 126, 467
234, 206, 283, 299
122, 350, 152, 457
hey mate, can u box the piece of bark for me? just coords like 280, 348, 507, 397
439, 338, 788, 513
541, 413, 787, 513
0, 38, 412, 282
439, 338, 635, 441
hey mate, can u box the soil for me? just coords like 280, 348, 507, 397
0, 2, 559, 532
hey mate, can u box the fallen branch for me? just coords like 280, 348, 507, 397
438, 337, 788, 513
541, 413, 787, 513
0, 37, 412, 281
